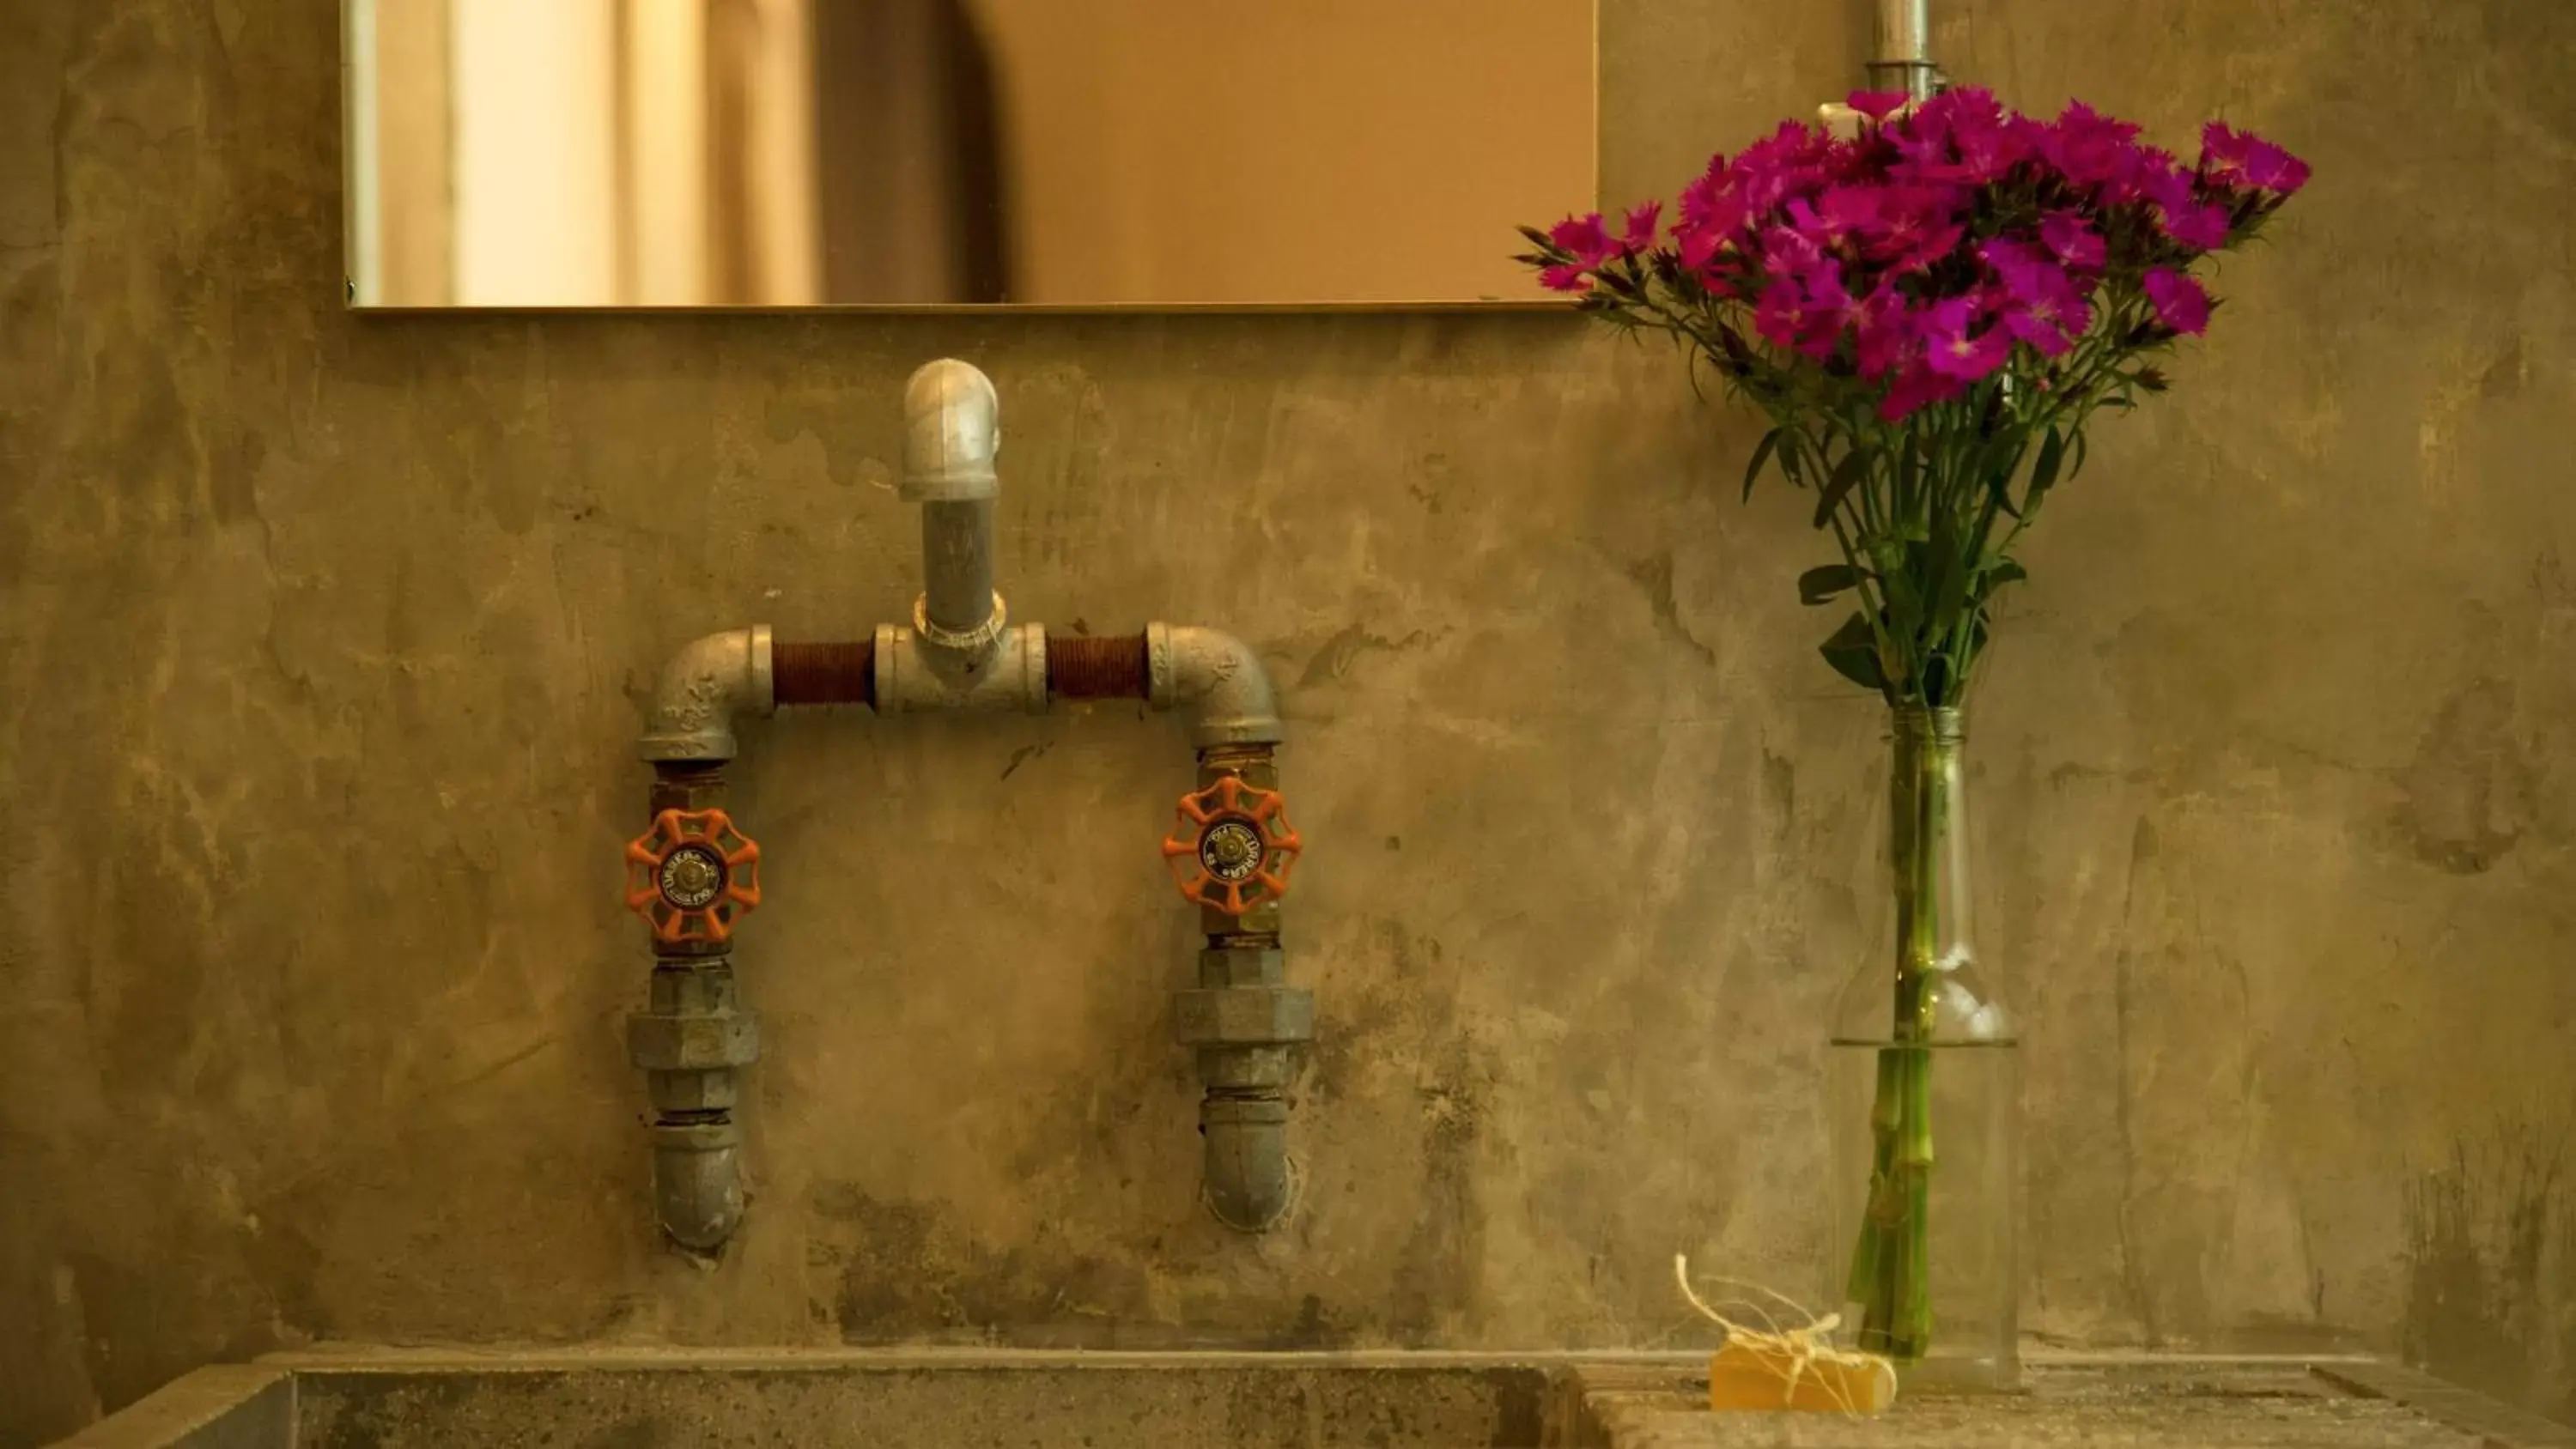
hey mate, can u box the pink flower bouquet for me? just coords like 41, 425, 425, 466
1522, 88, 2306, 1367
1521, 87, 2306, 706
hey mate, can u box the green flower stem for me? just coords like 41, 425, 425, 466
1846, 713, 1957, 1361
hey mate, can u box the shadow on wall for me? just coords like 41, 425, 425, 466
2402, 1130, 2576, 1427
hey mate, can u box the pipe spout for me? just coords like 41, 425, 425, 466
902, 360, 1006, 657
1201, 1100, 1297, 1231
1149, 623, 1285, 749
640, 626, 775, 764
651, 1121, 744, 1253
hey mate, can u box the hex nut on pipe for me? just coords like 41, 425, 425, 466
1173, 985, 1315, 1047
628, 1011, 761, 1072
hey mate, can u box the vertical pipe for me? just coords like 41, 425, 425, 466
1868, 0, 1937, 100
630, 763, 760, 1256
1186, 743, 1306, 1232
920, 499, 996, 639
902, 360, 1005, 655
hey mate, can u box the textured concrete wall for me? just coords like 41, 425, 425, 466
3, 0, 2572, 1442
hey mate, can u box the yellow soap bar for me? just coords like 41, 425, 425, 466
1706, 1338, 1899, 1416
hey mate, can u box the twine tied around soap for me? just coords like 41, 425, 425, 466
1674, 1254, 1899, 1418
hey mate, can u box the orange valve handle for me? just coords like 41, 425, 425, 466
1160, 775, 1302, 917
624, 808, 762, 947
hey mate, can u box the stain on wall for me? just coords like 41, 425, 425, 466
3, 0, 2573, 1442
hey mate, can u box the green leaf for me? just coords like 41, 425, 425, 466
2026, 424, 2069, 516
1984, 558, 2028, 588
1820, 612, 1888, 694
2029, 425, 2066, 499
1813, 449, 1868, 530
1798, 563, 1863, 605
2069, 430, 2091, 482
1880, 540, 1925, 643
1744, 427, 1782, 503
1777, 438, 1807, 488
1898, 430, 1922, 518
1926, 508, 1967, 640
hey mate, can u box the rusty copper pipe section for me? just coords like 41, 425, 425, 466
1046, 632, 1150, 700
774, 640, 876, 706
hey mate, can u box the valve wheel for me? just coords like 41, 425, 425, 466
625, 809, 762, 946
1161, 776, 1301, 916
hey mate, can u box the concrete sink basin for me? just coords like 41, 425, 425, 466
54, 1349, 2567, 1448
52, 1349, 1673, 1449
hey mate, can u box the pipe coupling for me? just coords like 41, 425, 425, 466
873, 621, 1048, 715
914, 590, 1010, 657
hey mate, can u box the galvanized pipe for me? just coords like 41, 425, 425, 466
920, 499, 998, 642
1868, 0, 1938, 100
627, 361, 1311, 1255
902, 359, 1006, 659
639, 626, 775, 764
1149, 624, 1287, 748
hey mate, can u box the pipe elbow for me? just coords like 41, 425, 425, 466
1200, 1100, 1297, 1232
1150, 623, 1285, 749
640, 626, 775, 764
901, 359, 999, 503
651, 1122, 744, 1253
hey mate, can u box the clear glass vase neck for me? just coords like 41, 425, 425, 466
1835, 704, 2013, 1046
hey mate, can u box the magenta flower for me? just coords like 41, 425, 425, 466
1757, 222, 1829, 281
2044, 100, 2146, 186
1984, 244, 2093, 357
1519, 91, 2299, 462
1676, 222, 1727, 274
1881, 361, 1966, 421
1678, 157, 1732, 229
1784, 194, 1857, 251
1548, 214, 1619, 267
1753, 256, 1862, 361
1850, 89, 1912, 121
1860, 187, 1967, 275
2099, 144, 2183, 209
1918, 296, 2014, 381
2201, 122, 2312, 195
1729, 120, 1840, 213
2039, 212, 2106, 271
1853, 285, 1916, 380
2143, 269, 2212, 335
1620, 202, 1665, 252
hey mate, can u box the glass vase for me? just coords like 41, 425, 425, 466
1826, 706, 2020, 1391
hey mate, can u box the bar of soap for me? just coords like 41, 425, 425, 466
1706, 1338, 1899, 1416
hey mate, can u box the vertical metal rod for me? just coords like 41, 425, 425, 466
1868, 0, 1937, 99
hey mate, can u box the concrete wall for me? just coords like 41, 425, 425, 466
3, 0, 2572, 1442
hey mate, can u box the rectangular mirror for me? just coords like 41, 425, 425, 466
342, 0, 1596, 310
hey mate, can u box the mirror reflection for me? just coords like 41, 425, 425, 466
343, 0, 1596, 308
